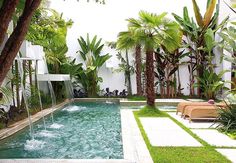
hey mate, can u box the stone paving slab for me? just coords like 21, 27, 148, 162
191, 129, 236, 147
140, 118, 202, 147
121, 109, 153, 163
216, 149, 236, 163
168, 112, 218, 129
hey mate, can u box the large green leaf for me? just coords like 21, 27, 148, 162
204, 29, 215, 52
192, 0, 204, 27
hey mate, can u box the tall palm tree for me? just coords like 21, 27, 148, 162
117, 30, 143, 96
122, 11, 182, 107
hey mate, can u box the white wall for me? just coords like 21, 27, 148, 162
47, 0, 234, 95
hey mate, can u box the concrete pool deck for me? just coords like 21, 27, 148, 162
121, 109, 153, 163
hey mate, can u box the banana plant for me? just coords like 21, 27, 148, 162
172, 0, 228, 96
76, 34, 111, 97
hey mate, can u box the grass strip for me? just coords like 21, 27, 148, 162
133, 109, 231, 163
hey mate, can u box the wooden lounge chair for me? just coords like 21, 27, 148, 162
176, 102, 226, 117
183, 105, 219, 122
176, 102, 210, 117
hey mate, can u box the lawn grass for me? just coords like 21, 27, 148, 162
127, 95, 146, 101
133, 110, 231, 163
137, 105, 168, 117
225, 130, 236, 140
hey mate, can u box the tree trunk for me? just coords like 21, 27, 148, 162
145, 49, 155, 107
15, 60, 20, 109
125, 50, 132, 95
177, 67, 181, 96
135, 44, 142, 96
0, 0, 19, 45
11, 65, 16, 106
0, 0, 42, 86
142, 69, 146, 95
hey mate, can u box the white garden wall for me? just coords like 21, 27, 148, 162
1, 0, 234, 96
47, 0, 235, 95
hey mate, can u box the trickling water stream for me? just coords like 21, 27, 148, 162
16, 57, 35, 139
35, 60, 47, 130
64, 80, 74, 103
43, 57, 57, 123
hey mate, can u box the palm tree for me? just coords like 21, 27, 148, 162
117, 30, 143, 96
122, 11, 182, 107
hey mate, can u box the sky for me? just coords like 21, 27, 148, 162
49, 0, 235, 60
49, 0, 208, 57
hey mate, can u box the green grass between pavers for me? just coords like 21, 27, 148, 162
127, 95, 146, 101
225, 130, 236, 140
133, 110, 231, 163
137, 105, 168, 117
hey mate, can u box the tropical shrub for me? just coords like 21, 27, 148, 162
154, 48, 188, 98
0, 86, 12, 105
173, 0, 228, 96
194, 70, 228, 99
107, 41, 135, 96
219, 25, 236, 56
0, 86, 12, 128
115, 51, 135, 95
217, 102, 236, 134
76, 34, 111, 97
26, 7, 74, 101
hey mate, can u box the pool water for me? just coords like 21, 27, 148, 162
0, 102, 123, 159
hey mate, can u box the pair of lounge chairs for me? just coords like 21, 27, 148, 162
176, 102, 226, 122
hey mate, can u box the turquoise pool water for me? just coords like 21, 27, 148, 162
0, 102, 123, 159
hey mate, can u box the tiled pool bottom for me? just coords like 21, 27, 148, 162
0, 102, 123, 159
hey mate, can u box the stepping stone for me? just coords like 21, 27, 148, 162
216, 149, 236, 163
140, 118, 202, 147
168, 112, 218, 129
191, 129, 236, 147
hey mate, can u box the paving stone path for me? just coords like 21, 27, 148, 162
216, 149, 236, 163
191, 129, 236, 147
140, 113, 236, 163
140, 118, 202, 147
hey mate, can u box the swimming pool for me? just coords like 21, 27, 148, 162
0, 102, 123, 159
